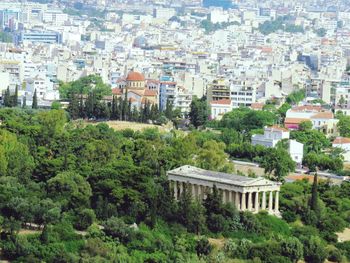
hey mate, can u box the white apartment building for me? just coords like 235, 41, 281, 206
230, 80, 257, 108
252, 126, 304, 164
173, 86, 192, 116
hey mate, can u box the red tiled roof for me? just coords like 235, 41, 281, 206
333, 137, 350, 144
126, 71, 145, 81
210, 99, 231, 105
267, 125, 289, 132
112, 88, 123, 95
285, 117, 308, 124
291, 105, 322, 112
144, 90, 157, 96
311, 111, 333, 119
128, 89, 144, 96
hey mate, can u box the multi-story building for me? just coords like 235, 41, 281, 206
230, 84, 256, 108
207, 79, 230, 102
15, 31, 62, 45
159, 76, 177, 111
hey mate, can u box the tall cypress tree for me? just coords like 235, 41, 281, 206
68, 94, 80, 119
122, 91, 128, 121
111, 96, 116, 119
310, 173, 319, 212
3, 87, 10, 107
32, 89, 38, 109
22, 96, 26, 108
117, 97, 123, 120
13, 85, 18, 107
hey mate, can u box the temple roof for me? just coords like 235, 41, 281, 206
167, 165, 280, 188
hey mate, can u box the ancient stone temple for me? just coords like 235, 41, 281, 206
167, 165, 281, 216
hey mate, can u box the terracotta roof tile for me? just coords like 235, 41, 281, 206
333, 137, 350, 144
311, 112, 334, 119
210, 99, 231, 105
144, 90, 157, 96
284, 117, 309, 124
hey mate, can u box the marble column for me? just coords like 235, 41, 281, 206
247, 192, 253, 211
198, 185, 203, 199
241, 192, 246, 211
235, 192, 240, 210
173, 181, 178, 200
255, 192, 259, 212
268, 191, 273, 211
191, 184, 196, 198
179, 182, 183, 197
261, 191, 266, 210
275, 191, 279, 212
230, 191, 234, 203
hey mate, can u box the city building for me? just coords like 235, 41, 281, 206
252, 126, 304, 165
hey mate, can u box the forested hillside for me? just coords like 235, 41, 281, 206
0, 108, 349, 262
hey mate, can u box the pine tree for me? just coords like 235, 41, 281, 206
32, 89, 38, 109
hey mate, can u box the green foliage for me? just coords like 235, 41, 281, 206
200, 19, 240, 33
286, 89, 305, 105
291, 129, 330, 153
299, 120, 312, 131
0, 107, 348, 262
261, 147, 296, 182
337, 115, 350, 137
195, 237, 212, 257
32, 89, 38, 109
303, 236, 327, 263
259, 16, 304, 35
59, 75, 111, 99
189, 96, 208, 128
220, 107, 277, 132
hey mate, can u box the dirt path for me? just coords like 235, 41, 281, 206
337, 228, 350, 242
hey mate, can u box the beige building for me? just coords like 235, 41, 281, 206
207, 79, 230, 102
167, 165, 281, 216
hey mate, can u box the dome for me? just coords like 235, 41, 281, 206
126, 71, 145, 81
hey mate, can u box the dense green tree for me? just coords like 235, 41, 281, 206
303, 236, 327, 263
195, 237, 212, 257
299, 120, 313, 131
286, 89, 305, 105
47, 171, 92, 211
337, 115, 350, 137
59, 75, 111, 99
189, 96, 208, 128
261, 148, 295, 182
220, 107, 277, 132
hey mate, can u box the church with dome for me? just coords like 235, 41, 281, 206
112, 71, 158, 109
